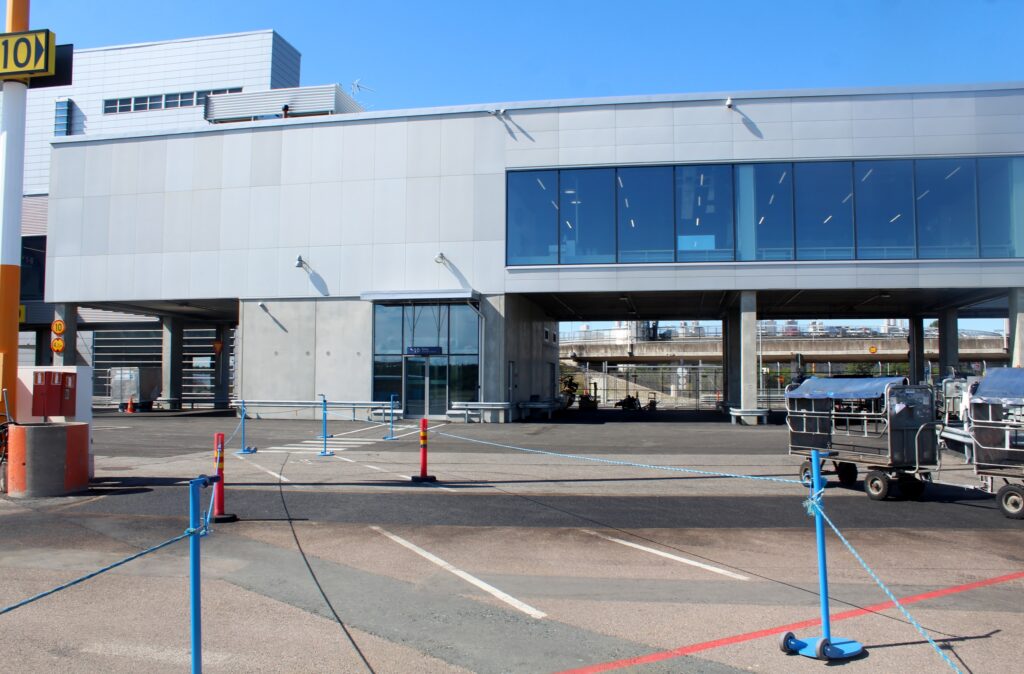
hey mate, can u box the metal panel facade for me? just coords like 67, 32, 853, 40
46, 84, 1024, 304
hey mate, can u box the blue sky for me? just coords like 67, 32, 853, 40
32, 1, 1024, 111
29, 1, 1018, 331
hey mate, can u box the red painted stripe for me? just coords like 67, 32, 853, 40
558, 570, 1024, 674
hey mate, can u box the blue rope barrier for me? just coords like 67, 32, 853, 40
439, 429, 961, 670
223, 418, 243, 446
809, 500, 964, 673
0, 530, 193, 617
436, 431, 803, 485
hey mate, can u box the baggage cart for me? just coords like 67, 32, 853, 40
786, 377, 938, 500
967, 368, 1024, 519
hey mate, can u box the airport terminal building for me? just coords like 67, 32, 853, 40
43, 74, 1024, 419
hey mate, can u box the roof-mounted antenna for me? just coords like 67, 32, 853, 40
350, 78, 376, 97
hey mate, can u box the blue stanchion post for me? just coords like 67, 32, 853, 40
383, 393, 398, 440
236, 400, 257, 455
318, 394, 334, 456
781, 449, 863, 661
189, 476, 207, 674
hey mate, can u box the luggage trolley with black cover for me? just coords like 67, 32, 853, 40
786, 377, 938, 500
967, 367, 1024, 519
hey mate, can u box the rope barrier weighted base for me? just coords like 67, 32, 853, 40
785, 449, 864, 662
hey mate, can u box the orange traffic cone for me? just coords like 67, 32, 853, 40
126, 397, 135, 414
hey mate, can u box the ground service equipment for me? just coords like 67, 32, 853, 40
786, 377, 938, 500
967, 368, 1024, 518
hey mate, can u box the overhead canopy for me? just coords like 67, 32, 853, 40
785, 376, 909, 399
972, 368, 1024, 405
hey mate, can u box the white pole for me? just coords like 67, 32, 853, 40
0, 77, 28, 418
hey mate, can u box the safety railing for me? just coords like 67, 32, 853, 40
231, 395, 402, 454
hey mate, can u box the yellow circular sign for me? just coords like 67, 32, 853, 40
869, 345, 878, 354
51, 337, 65, 353
51, 319, 66, 335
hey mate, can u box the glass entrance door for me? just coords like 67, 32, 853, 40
404, 356, 448, 418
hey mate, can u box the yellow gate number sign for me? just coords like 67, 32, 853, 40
0, 30, 56, 79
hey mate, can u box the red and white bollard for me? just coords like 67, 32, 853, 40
410, 418, 436, 482
213, 432, 238, 522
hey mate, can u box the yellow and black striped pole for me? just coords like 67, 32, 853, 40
0, 0, 31, 420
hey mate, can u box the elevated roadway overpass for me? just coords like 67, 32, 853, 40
561, 334, 1010, 365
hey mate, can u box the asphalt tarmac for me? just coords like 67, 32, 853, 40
1, 411, 1021, 673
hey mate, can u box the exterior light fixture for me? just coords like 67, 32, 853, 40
725, 97, 733, 109
434, 252, 447, 264
295, 255, 307, 269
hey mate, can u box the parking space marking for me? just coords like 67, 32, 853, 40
300, 439, 379, 445
394, 422, 448, 439
371, 525, 547, 619
582, 530, 749, 581
556, 569, 1024, 674
233, 455, 291, 482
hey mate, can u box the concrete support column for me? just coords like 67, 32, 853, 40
1010, 288, 1024, 368
213, 324, 232, 409
52, 303, 77, 366
724, 310, 738, 407
725, 291, 759, 423
738, 291, 758, 414
34, 328, 52, 366
908, 316, 925, 384
937, 308, 959, 378
160, 316, 183, 410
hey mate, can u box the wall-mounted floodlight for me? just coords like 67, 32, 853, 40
434, 252, 448, 265
258, 301, 268, 311
725, 97, 733, 109
295, 255, 307, 269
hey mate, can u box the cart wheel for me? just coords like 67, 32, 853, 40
799, 460, 813, 486
836, 462, 858, 487
864, 471, 890, 500
815, 637, 831, 660
996, 484, 1024, 519
897, 474, 927, 500
778, 631, 796, 654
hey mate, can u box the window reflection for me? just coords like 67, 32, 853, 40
507, 171, 558, 265
506, 158, 1023, 265
404, 305, 449, 350
373, 305, 402, 354
676, 165, 734, 261
978, 157, 1024, 258
735, 163, 794, 261
617, 167, 674, 263
855, 160, 915, 259
795, 162, 854, 260
916, 159, 977, 259
449, 304, 479, 354
560, 169, 616, 264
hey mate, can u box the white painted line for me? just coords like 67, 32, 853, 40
263, 447, 347, 453
234, 455, 291, 482
393, 422, 448, 439
370, 526, 546, 619
364, 465, 385, 471
582, 530, 748, 581
336, 456, 356, 463
301, 439, 378, 445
